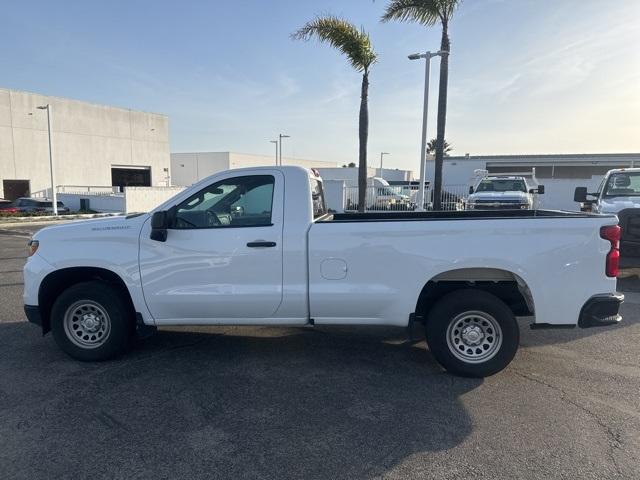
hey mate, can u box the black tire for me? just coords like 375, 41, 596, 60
51, 281, 133, 361
425, 289, 519, 377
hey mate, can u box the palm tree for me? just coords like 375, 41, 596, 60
382, 0, 461, 209
426, 138, 452, 155
292, 16, 377, 212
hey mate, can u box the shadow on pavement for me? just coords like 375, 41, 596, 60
0, 323, 481, 480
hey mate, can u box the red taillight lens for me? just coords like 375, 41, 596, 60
600, 225, 621, 277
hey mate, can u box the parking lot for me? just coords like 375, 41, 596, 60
1, 225, 639, 479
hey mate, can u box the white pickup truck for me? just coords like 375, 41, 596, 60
23, 166, 623, 377
467, 175, 544, 210
575, 168, 640, 257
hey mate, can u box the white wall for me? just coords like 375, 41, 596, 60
57, 193, 125, 213
171, 152, 230, 186
537, 177, 602, 211
171, 152, 339, 187
317, 167, 414, 187
425, 157, 487, 187
0, 88, 170, 198
322, 180, 346, 213
124, 186, 185, 213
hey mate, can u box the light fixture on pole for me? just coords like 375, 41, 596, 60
37, 104, 58, 216
278, 134, 290, 166
269, 140, 278, 166
379, 152, 390, 177
408, 50, 443, 211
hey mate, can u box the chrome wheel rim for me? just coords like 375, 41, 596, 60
63, 300, 111, 349
446, 311, 502, 364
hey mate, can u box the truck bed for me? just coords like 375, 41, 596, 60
326, 209, 603, 222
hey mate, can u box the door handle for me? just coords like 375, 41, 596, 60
246, 241, 277, 248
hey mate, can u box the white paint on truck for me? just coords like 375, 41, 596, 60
23, 166, 623, 377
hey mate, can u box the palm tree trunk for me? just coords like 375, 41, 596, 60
433, 21, 450, 211
358, 71, 369, 213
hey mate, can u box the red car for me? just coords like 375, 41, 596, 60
0, 198, 18, 214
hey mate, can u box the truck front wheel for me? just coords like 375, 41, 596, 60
425, 289, 519, 377
51, 281, 133, 361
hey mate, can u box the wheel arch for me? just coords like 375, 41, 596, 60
38, 266, 136, 334
415, 268, 534, 323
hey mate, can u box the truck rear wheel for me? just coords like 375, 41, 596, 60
425, 289, 519, 377
51, 281, 133, 361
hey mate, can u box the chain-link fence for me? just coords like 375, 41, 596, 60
343, 184, 469, 212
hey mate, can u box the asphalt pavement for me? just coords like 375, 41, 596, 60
0, 226, 639, 479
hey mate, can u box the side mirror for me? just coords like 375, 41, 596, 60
574, 187, 588, 203
468, 186, 474, 194
150, 210, 168, 242
530, 185, 545, 194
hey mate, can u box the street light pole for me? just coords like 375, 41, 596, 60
270, 140, 278, 166
37, 104, 58, 215
278, 134, 290, 166
408, 51, 443, 211
379, 152, 390, 177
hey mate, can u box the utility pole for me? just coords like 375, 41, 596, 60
278, 134, 290, 166
270, 140, 278, 166
408, 51, 443, 211
37, 104, 58, 215
379, 152, 390, 177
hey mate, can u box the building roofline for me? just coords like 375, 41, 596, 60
0, 86, 168, 118
447, 153, 640, 161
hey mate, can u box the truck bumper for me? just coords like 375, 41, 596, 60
578, 293, 624, 328
24, 305, 43, 327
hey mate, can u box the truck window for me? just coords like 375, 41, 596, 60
604, 172, 640, 197
310, 178, 326, 218
173, 175, 274, 229
476, 179, 527, 193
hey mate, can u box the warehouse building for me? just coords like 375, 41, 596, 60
0, 88, 170, 200
171, 151, 338, 186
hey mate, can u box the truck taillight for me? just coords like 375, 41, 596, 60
600, 225, 620, 278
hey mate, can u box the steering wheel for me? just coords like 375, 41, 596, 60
206, 210, 222, 227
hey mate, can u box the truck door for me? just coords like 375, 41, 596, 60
138, 171, 284, 322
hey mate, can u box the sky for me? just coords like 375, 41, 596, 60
1, 0, 638, 172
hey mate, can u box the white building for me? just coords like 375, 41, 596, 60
427, 153, 640, 210
171, 151, 339, 186
0, 88, 170, 200
315, 167, 414, 186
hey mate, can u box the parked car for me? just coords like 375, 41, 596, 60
8, 198, 70, 215
468, 175, 544, 210
575, 168, 640, 256
24, 166, 622, 377
0, 198, 18, 214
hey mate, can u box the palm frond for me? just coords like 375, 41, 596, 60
292, 15, 377, 72
381, 0, 461, 25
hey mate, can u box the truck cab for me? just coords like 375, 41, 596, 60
575, 168, 640, 256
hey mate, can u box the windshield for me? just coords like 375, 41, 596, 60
378, 187, 395, 196
604, 172, 640, 197
476, 179, 527, 193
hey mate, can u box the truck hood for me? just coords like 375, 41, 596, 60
33, 214, 149, 242
599, 197, 640, 214
469, 191, 529, 202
